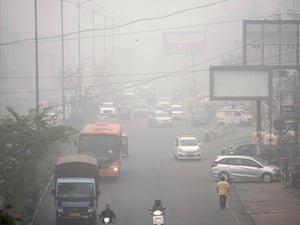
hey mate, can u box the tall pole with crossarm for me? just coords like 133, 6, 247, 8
34, 0, 40, 118
61, 0, 66, 122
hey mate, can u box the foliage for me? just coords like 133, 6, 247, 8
0, 107, 77, 224
0, 205, 22, 225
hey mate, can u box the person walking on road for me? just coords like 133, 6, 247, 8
216, 176, 230, 210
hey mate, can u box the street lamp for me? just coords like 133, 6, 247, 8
77, 0, 101, 100
34, 0, 40, 118
92, 6, 105, 79
60, 0, 66, 122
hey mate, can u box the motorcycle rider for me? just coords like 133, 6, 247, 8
99, 203, 116, 224
151, 200, 165, 212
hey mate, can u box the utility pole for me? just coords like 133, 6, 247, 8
0, 0, 2, 76
0, 0, 2, 116
61, 0, 65, 122
77, 0, 82, 101
34, 0, 40, 117
103, 14, 106, 69
92, 9, 96, 80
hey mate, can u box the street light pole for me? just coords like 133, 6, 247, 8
61, 0, 66, 122
103, 14, 106, 69
77, 0, 82, 100
92, 9, 95, 79
0, 0, 2, 77
34, 0, 40, 117
92, 7, 104, 80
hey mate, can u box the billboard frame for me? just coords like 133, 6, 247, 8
243, 20, 300, 67
209, 65, 273, 101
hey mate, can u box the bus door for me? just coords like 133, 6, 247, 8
121, 134, 129, 157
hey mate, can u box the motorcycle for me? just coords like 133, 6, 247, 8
149, 208, 165, 225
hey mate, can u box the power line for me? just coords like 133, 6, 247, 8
0, 69, 203, 95
15, 15, 271, 46
0, 22, 296, 83
0, 0, 229, 46
2, 47, 297, 98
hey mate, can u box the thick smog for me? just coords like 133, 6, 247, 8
1, 1, 300, 225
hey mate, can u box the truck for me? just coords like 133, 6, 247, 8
52, 154, 100, 225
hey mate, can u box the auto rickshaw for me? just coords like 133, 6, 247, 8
118, 105, 131, 121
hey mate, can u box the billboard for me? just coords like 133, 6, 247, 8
243, 20, 300, 66
209, 66, 272, 101
163, 31, 205, 55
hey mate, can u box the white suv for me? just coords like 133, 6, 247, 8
174, 135, 202, 160
211, 155, 280, 183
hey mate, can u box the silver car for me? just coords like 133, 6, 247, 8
210, 155, 280, 183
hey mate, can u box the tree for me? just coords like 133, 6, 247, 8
0, 107, 77, 224
0, 205, 22, 225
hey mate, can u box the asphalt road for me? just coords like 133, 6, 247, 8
35, 118, 255, 225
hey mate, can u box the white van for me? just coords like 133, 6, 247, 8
216, 107, 254, 125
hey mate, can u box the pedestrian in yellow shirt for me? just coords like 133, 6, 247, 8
216, 176, 230, 210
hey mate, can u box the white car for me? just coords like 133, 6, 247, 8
99, 102, 117, 117
148, 110, 173, 127
174, 135, 202, 159
170, 104, 185, 120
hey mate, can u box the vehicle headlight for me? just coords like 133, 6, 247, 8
88, 207, 94, 213
57, 207, 63, 213
110, 166, 119, 172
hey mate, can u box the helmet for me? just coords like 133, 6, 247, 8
154, 200, 161, 206
105, 203, 111, 209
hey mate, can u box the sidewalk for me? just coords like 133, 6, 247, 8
234, 181, 300, 225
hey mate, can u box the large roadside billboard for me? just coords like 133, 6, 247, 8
163, 31, 205, 55
209, 66, 272, 101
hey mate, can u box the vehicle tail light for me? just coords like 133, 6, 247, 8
211, 162, 218, 167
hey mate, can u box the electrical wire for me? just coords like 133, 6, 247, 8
0, 69, 203, 95
0, 0, 229, 46
21, 15, 271, 46
1, 15, 292, 81
1, 47, 297, 99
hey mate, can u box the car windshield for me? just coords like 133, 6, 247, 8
172, 106, 183, 111
155, 111, 168, 117
78, 134, 120, 161
57, 182, 94, 198
192, 108, 205, 113
180, 139, 198, 146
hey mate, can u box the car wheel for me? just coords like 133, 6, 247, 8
219, 172, 230, 181
262, 173, 272, 183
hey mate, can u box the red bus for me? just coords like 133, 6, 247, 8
77, 122, 127, 177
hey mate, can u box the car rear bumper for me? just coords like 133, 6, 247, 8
176, 152, 201, 159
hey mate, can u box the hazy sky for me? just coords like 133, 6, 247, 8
0, 0, 296, 112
